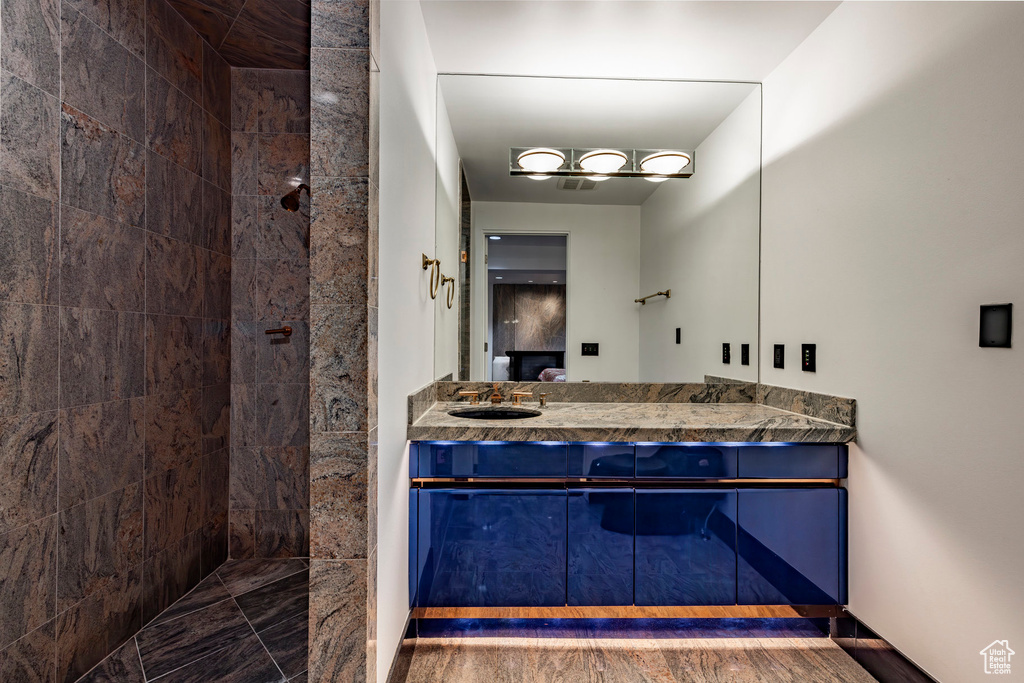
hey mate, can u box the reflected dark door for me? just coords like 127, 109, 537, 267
634, 490, 737, 606
417, 489, 567, 607
737, 488, 845, 605
568, 489, 633, 606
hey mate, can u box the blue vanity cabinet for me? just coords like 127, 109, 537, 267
737, 445, 847, 479
567, 489, 634, 606
636, 444, 738, 479
568, 443, 635, 478
736, 488, 847, 605
634, 489, 737, 605
417, 441, 567, 478
416, 488, 567, 607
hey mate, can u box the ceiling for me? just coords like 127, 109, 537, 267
168, 0, 311, 69
421, 1, 841, 83
440, 75, 758, 205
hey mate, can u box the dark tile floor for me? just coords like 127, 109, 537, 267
78, 559, 309, 683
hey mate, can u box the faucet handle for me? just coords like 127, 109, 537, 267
512, 390, 533, 406
539, 392, 550, 407
458, 390, 480, 405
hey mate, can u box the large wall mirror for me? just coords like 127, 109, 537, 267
433, 75, 761, 384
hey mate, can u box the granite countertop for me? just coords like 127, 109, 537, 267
408, 401, 856, 443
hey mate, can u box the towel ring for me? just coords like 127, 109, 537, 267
441, 274, 456, 309
421, 254, 441, 299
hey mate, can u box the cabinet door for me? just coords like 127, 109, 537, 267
635, 489, 737, 606
636, 445, 737, 479
737, 488, 845, 605
416, 489, 567, 607
568, 489, 633, 606
417, 441, 567, 478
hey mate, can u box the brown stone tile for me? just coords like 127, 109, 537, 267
59, 308, 145, 408
367, 430, 377, 553
230, 446, 308, 510
203, 180, 232, 255
142, 530, 201, 623
0, 620, 57, 683
309, 177, 367, 306
228, 509, 255, 559
258, 611, 307, 678
64, 0, 144, 59
309, 304, 367, 433
231, 324, 257, 384
309, 433, 366, 560
231, 0, 310, 60
231, 68, 260, 132
215, 557, 306, 596
2, 73, 60, 201
220, 20, 309, 71
146, 0, 202, 103
229, 384, 255, 452
0, 411, 58, 534
201, 449, 230, 527
368, 180, 378, 307
0, 303, 58, 417
145, 149, 202, 244
231, 258, 257, 321
145, 314, 203, 394
0, 185, 57, 305
368, 306, 377, 430
259, 70, 310, 134
154, 630, 284, 683
60, 104, 146, 227
201, 515, 228, 578
232, 195, 258, 259
144, 457, 202, 557
257, 259, 309, 322
57, 484, 144, 613
146, 69, 202, 173
203, 319, 231, 386
203, 41, 232, 126
146, 233, 203, 317
231, 131, 258, 195
0, 516, 57, 650
203, 110, 232, 191
0, 0, 60, 95
310, 48, 368, 178
258, 194, 309, 259
234, 567, 307, 630
58, 398, 144, 510
203, 250, 232, 320
149, 571, 229, 626
308, 559, 366, 682
257, 134, 309, 197
56, 565, 141, 683
165, 0, 235, 50
311, 0, 369, 50
201, 384, 230, 455
256, 384, 309, 447
61, 4, 145, 142
257, 320, 309, 384
255, 510, 309, 559
144, 389, 201, 476
60, 205, 145, 312
76, 637, 143, 682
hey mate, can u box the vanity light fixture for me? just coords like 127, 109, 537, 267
588, 175, 612, 182
517, 148, 566, 173
579, 149, 629, 174
640, 150, 691, 175
644, 176, 670, 183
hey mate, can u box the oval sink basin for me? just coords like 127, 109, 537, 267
448, 407, 542, 420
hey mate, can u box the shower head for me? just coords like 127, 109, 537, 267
281, 184, 310, 212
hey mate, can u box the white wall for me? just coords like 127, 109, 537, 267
638, 89, 761, 383
471, 201, 641, 381
433, 88, 461, 380
377, 2, 439, 679
760, 3, 1024, 681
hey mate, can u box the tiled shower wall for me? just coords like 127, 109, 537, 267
0, 0, 231, 679
229, 67, 311, 559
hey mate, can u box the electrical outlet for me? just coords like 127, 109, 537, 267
741, 344, 750, 366
722, 343, 731, 364
675, 328, 681, 345
581, 342, 599, 357
801, 344, 816, 372
773, 344, 785, 369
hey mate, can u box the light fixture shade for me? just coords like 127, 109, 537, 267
588, 175, 611, 182
644, 176, 670, 183
517, 148, 565, 173
527, 174, 550, 181
640, 151, 691, 175
579, 149, 629, 174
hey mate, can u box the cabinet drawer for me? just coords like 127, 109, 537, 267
568, 443, 635, 478
417, 441, 567, 478
568, 489, 634, 606
738, 445, 846, 479
636, 444, 737, 479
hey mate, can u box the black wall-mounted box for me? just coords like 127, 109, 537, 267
801, 343, 816, 372
980, 304, 1012, 348
773, 344, 785, 369
581, 342, 599, 356
741, 344, 750, 365
722, 343, 731, 364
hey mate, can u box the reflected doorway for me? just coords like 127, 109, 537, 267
486, 234, 568, 381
